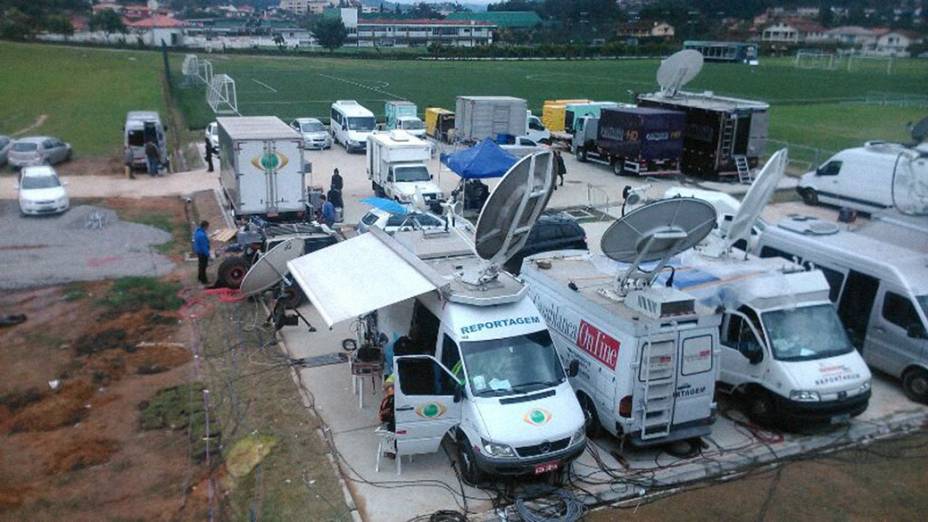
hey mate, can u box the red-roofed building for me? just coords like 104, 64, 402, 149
125, 15, 187, 47
338, 9, 495, 47
761, 18, 827, 44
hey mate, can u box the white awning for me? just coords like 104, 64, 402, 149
287, 228, 446, 328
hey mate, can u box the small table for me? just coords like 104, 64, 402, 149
350, 350, 384, 409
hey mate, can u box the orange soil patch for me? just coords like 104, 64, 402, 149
9, 380, 95, 433
45, 438, 120, 475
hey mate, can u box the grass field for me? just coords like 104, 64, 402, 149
172, 52, 928, 157
0, 42, 167, 158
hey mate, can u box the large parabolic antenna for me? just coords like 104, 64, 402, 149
657, 50, 704, 97
723, 149, 788, 249
240, 237, 303, 296
474, 151, 555, 266
892, 147, 928, 216
601, 198, 717, 292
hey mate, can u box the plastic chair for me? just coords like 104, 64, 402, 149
374, 425, 401, 476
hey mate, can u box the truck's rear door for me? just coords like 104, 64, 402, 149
672, 331, 716, 426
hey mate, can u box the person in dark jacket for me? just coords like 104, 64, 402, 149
331, 168, 343, 191
204, 137, 215, 173
144, 139, 161, 177
193, 221, 210, 285
555, 150, 566, 187
330, 168, 344, 209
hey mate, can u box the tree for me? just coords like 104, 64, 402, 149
89, 8, 127, 41
273, 33, 286, 51
0, 7, 35, 40
313, 17, 347, 52
44, 14, 74, 38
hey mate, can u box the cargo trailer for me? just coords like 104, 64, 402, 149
564, 101, 623, 135
542, 99, 591, 133
454, 96, 528, 143
573, 107, 685, 176
425, 107, 455, 143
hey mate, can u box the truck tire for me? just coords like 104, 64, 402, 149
456, 431, 485, 486
576, 148, 588, 162
800, 188, 819, 206
744, 388, 777, 427
579, 394, 602, 438
902, 368, 928, 403
217, 256, 250, 289
612, 160, 624, 176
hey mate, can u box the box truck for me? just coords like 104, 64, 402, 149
287, 152, 586, 482
385, 101, 426, 138
425, 107, 455, 143
542, 99, 590, 133
573, 107, 685, 176
564, 102, 623, 135
367, 130, 443, 206
455, 96, 529, 143
217, 116, 308, 220
522, 197, 724, 446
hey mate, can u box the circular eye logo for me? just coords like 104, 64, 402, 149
415, 402, 447, 418
251, 152, 289, 172
523, 408, 552, 426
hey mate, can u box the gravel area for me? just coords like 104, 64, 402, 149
0, 203, 175, 290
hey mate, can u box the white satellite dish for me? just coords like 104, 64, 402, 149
601, 198, 717, 293
239, 237, 304, 296
892, 148, 928, 216
474, 150, 555, 266
723, 149, 788, 249
657, 50, 704, 97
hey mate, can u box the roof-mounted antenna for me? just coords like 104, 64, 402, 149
657, 50, 704, 98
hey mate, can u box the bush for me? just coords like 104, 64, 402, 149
99, 277, 184, 312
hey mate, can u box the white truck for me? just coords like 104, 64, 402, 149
668, 150, 872, 427
385, 101, 427, 138
288, 152, 586, 482
521, 197, 723, 446
217, 116, 309, 220
367, 131, 443, 207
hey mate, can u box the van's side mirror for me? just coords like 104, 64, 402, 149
453, 383, 464, 403
567, 359, 580, 378
815, 167, 823, 176
908, 325, 927, 339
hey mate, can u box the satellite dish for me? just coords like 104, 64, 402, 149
240, 237, 303, 296
891, 148, 928, 216
474, 150, 555, 266
602, 198, 717, 264
724, 149, 788, 249
657, 50, 704, 97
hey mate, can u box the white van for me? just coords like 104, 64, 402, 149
330, 100, 376, 153
797, 142, 928, 212
755, 215, 928, 403
287, 152, 586, 481
124, 111, 167, 169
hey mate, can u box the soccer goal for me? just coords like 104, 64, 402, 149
197, 58, 214, 85
847, 54, 894, 74
794, 50, 837, 70
207, 74, 239, 115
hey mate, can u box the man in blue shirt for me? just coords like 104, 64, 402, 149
320, 195, 336, 227
193, 220, 210, 285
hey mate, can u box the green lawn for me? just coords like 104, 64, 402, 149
171, 53, 926, 155
0, 41, 167, 158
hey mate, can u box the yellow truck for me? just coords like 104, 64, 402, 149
424, 107, 455, 142
542, 99, 590, 132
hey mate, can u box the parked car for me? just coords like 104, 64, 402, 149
7, 136, 72, 168
356, 207, 446, 235
17, 165, 69, 215
290, 118, 332, 150
205, 121, 219, 150
506, 213, 588, 274
0, 135, 11, 167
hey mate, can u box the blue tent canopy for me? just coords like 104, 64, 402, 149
360, 197, 408, 215
440, 138, 518, 179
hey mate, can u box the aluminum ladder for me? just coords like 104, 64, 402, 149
720, 118, 736, 156
638, 329, 675, 441
734, 155, 753, 184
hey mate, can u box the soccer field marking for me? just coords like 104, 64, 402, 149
251, 78, 278, 93
524, 72, 654, 87
318, 73, 408, 101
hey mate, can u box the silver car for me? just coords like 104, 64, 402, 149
0, 135, 11, 167
356, 207, 446, 235
290, 118, 332, 150
8, 136, 72, 168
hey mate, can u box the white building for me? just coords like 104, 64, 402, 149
874, 30, 924, 56
279, 0, 336, 15
347, 15, 495, 47
761, 19, 827, 44
126, 15, 187, 47
825, 26, 881, 47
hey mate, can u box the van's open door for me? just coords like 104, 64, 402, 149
287, 227, 448, 327
393, 355, 462, 456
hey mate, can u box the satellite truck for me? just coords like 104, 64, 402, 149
637, 50, 769, 180
367, 130, 444, 207
521, 197, 724, 446
287, 151, 587, 482
663, 150, 872, 428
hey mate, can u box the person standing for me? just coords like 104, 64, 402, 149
331, 168, 343, 192
144, 139, 160, 177
555, 150, 566, 187
320, 195, 336, 227
204, 137, 215, 173
329, 168, 344, 209
123, 147, 135, 179
193, 220, 211, 286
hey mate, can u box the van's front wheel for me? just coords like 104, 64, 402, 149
456, 434, 485, 486
903, 368, 928, 403
745, 388, 777, 427
579, 395, 602, 438
800, 188, 819, 206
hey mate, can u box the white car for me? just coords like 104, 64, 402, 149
356, 207, 446, 235
205, 122, 219, 150
290, 117, 332, 150
17, 166, 69, 215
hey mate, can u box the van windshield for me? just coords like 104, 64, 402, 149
762, 304, 853, 362
461, 330, 564, 397
347, 117, 375, 131
401, 119, 424, 130
393, 165, 431, 183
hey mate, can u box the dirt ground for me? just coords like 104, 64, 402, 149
0, 196, 212, 520
586, 430, 928, 521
